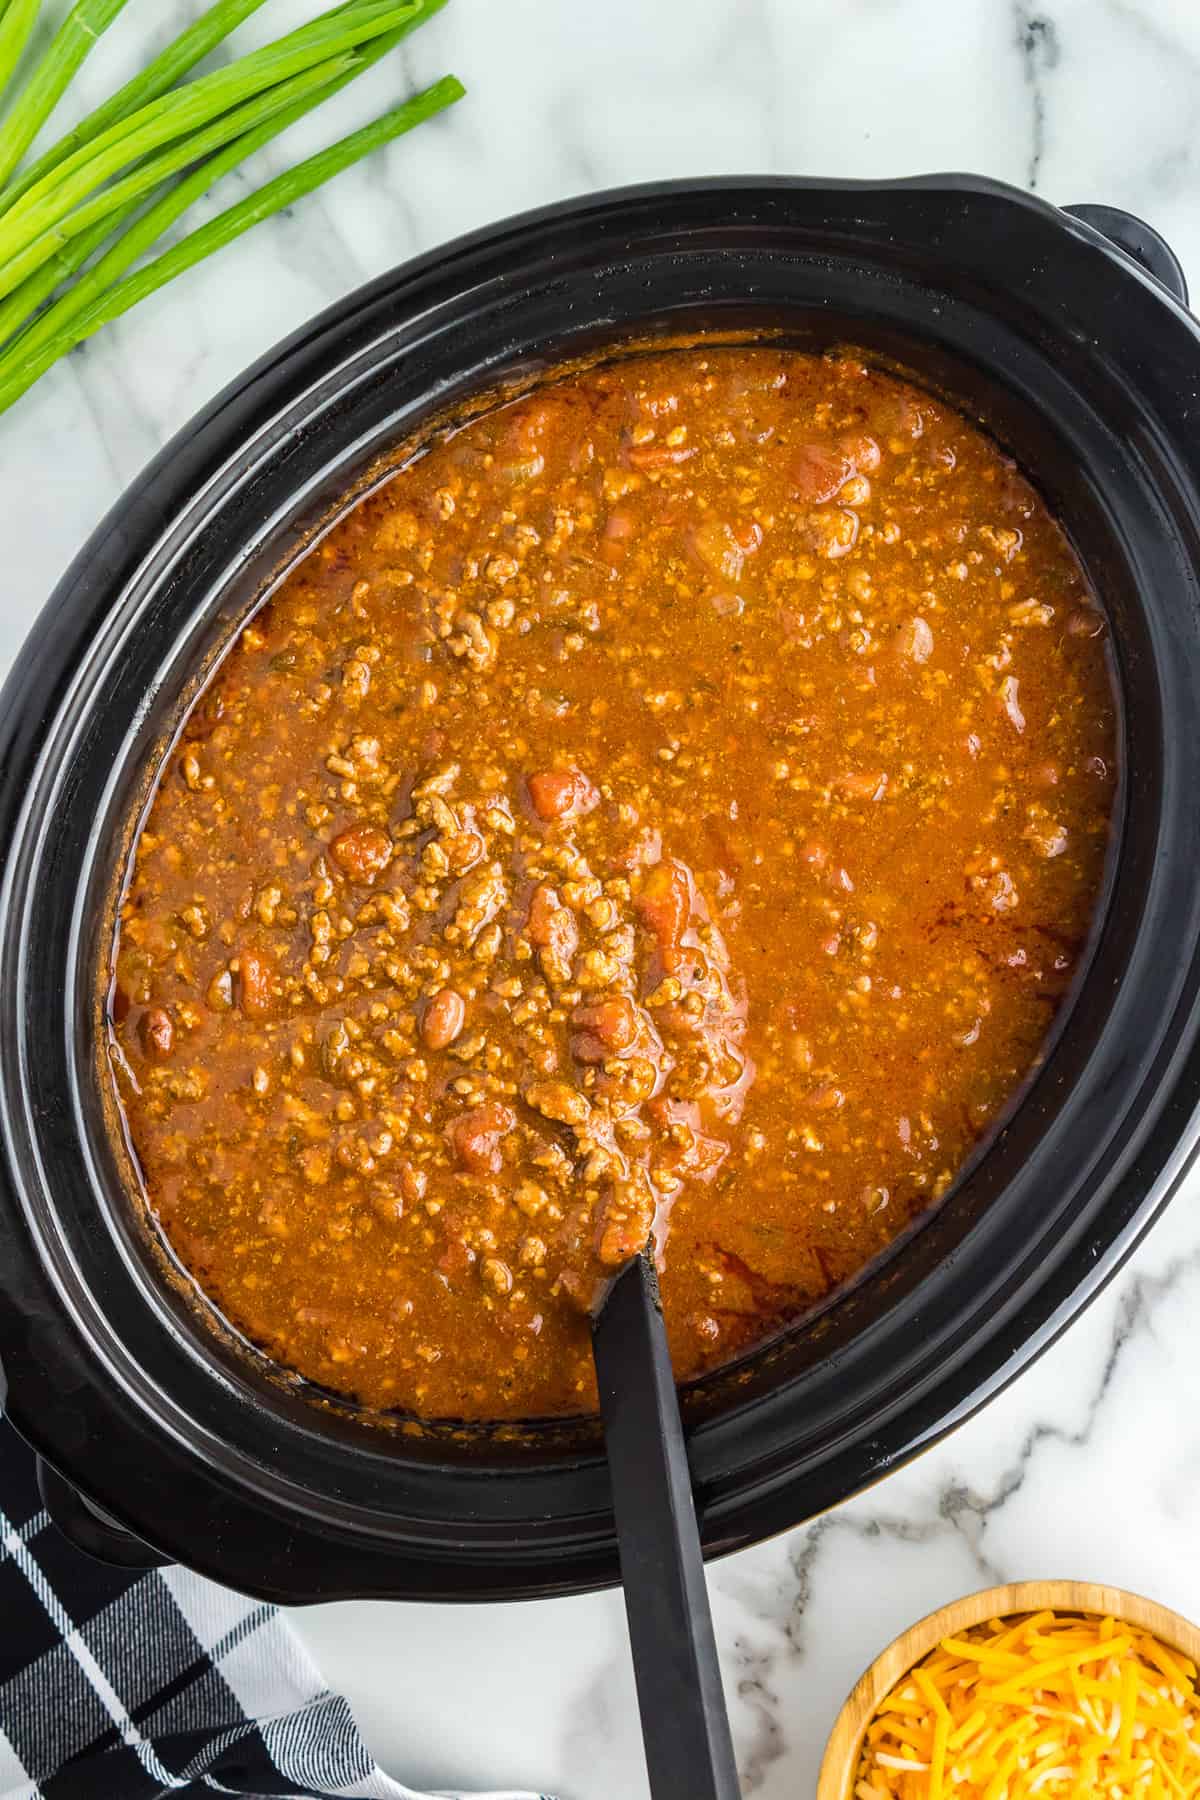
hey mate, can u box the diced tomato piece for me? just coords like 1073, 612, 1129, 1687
498, 391, 595, 480
526, 767, 599, 822
596, 1179, 656, 1267
526, 883, 561, 946
448, 1102, 515, 1176
865, 390, 926, 441
571, 996, 638, 1063
138, 1006, 174, 1059
838, 429, 882, 473
527, 884, 579, 964
789, 443, 853, 505
691, 517, 762, 582
635, 860, 691, 970
437, 1237, 477, 1284
508, 393, 569, 449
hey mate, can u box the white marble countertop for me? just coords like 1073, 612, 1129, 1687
4, 2, 1200, 1795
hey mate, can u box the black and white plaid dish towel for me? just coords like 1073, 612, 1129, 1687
0, 1420, 551, 1800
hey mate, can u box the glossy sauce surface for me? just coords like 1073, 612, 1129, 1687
107, 348, 1117, 1419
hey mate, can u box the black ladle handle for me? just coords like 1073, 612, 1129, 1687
592, 1253, 741, 1800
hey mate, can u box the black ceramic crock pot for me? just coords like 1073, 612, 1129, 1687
3, 174, 1200, 1604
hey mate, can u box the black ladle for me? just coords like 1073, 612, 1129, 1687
591, 1250, 741, 1800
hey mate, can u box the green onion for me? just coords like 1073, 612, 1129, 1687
0, 52, 356, 302
0, 0, 134, 190
0, 209, 110, 349
0, 0, 41, 106
0, 0, 422, 271
0, 0, 274, 212
0, 0, 460, 419
0, 0, 449, 354
0, 73, 465, 416
0, 28, 390, 358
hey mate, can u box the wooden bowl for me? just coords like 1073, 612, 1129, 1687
817, 1580, 1200, 1800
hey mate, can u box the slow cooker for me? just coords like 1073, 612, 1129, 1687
3, 174, 1200, 1602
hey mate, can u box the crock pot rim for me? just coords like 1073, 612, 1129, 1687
2, 172, 1200, 1601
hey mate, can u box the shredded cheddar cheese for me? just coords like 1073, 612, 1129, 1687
854, 1610, 1200, 1799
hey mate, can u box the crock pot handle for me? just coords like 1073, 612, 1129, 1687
1064, 204, 1188, 306
36, 1458, 170, 1570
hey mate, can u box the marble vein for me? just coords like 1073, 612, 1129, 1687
1013, 2, 1061, 191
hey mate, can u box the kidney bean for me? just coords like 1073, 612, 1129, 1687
237, 947, 275, 1019
330, 823, 392, 883
422, 989, 466, 1051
